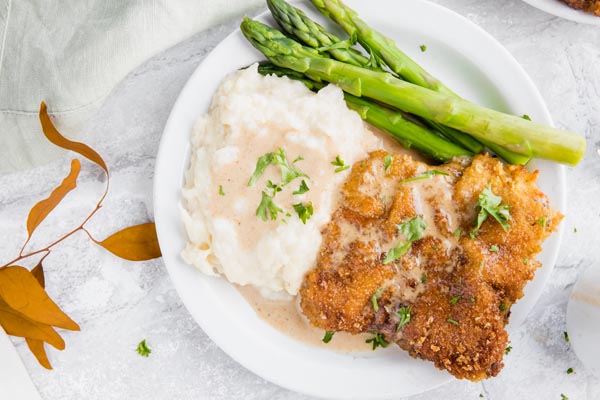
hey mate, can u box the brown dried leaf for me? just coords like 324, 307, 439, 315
39, 102, 108, 174
26, 339, 52, 369
97, 223, 162, 261
0, 299, 65, 350
0, 266, 79, 331
31, 261, 45, 289
26, 159, 80, 237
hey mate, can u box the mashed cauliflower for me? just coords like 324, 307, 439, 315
181, 64, 380, 296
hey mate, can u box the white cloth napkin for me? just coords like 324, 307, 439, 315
0, 0, 263, 172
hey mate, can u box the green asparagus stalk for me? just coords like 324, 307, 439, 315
310, 0, 530, 164
267, 0, 369, 67
241, 18, 586, 166
267, 0, 484, 154
257, 63, 472, 162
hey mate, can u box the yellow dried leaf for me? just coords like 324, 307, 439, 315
0, 299, 65, 350
97, 223, 162, 261
0, 266, 79, 331
39, 102, 108, 174
26, 339, 52, 370
26, 159, 80, 237
31, 261, 45, 289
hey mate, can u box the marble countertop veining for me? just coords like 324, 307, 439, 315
1, 1, 599, 399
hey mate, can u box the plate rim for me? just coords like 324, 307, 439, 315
153, 0, 566, 398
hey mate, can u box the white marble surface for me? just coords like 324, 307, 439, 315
1, 1, 599, 399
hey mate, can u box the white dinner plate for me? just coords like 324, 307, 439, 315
153, 1, 566, 398
521, 0, 600, 25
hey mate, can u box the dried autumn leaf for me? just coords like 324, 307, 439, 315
31, 261, 45, 289
0, 266, 79, 331
26, 339, 52, 370
0, 299, 65, 350
97, 223, 162, 261
39, 102, 108, 174
26, 159, 80, 237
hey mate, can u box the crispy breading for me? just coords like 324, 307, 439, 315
300, 151, 562, 381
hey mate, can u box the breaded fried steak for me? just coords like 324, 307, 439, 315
300, 151, 562, 381
561, 0, 600, 15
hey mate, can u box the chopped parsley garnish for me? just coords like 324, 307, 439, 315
536, 217, 547, 229
447, 318, 459, 326
566, 367, 574, 374
421, 274, 427, 283
398, 169, 449, 185
470, 296, 475, 303
522, 114, 532, 121
396, 306, 411, 331
523, 258, 528, 265
371, 287, 385, 312
564, 331, 570, 342
489, 245, 499, 253
266, 180, 283, 195
322, 331, 335, 344
499, 302, 508, 312
366, 332, 389, 350
470, 185, 511, 237
136, 339, 151, 357
331, 155, 351, 172
383, 217, 426, 264
384, 242, 411, 264
218, 185, 225, 196
480, 395, 484, 398
505, 345, 512, 355
293, 202, 314, 224
256, 191, 284, 221
384, 154, 393, 172
573, 227, 577, 233
561, 394, 569, 400
248, 148, 308, 186
450, 295, 462, 306
479, 262, 484, 269
400, 216, 427, 242
420, 44, 427, 52
293, 179, 310, 195
248, 152, 276, 186
454, 228, 462, 237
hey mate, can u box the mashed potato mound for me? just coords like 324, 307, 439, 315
181, 64, 380, 296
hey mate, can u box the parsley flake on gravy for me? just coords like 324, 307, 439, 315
366, 332, 389, 350
248, 148, 308, 187
331, 155, 351, 172
398, 169, 449, 185
384, 154, 393, 172
384, 217, 427, 264
256, 191, 284, 221
293, 202, 314, 224
293, 180, 310, 195
397, 306, 411, 331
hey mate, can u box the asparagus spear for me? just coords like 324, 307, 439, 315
241, 18, 586, 166
310, 0, 530, 164
267, 0, 369, 67
267, 0, 484, 154
257, 63, 471, 162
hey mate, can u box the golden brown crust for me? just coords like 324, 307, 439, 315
561, 0, 600, 15
300, 151, 562, 381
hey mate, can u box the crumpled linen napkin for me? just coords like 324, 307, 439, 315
0, 0, 262, 172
